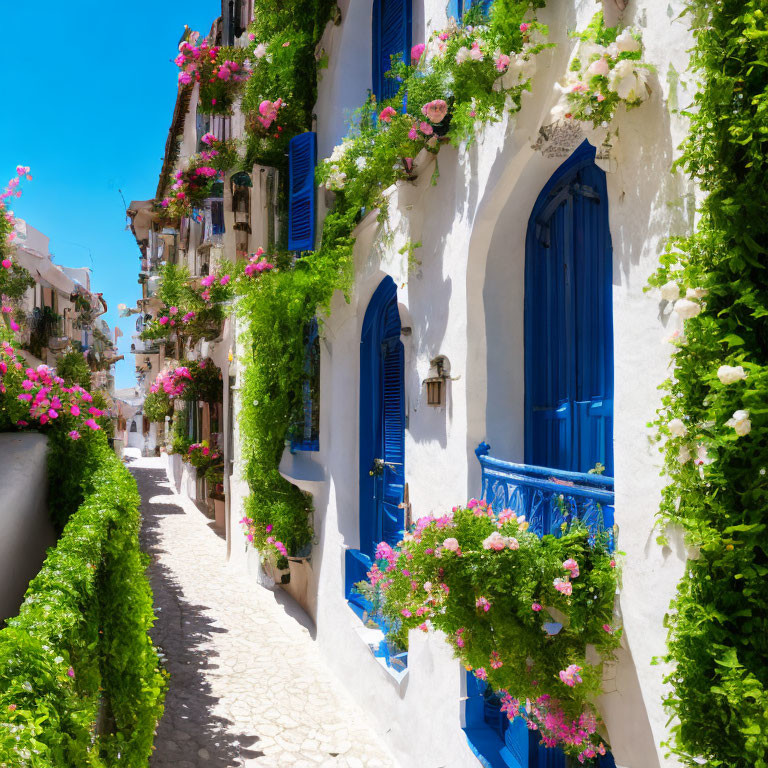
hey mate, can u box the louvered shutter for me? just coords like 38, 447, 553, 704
380, 329, 405, 547
499, 717, 529, 767
372, 0, 412, 101
288, 132, 317, 252
446, 0, 462, 20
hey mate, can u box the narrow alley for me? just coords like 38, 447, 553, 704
129, 452, 395, 768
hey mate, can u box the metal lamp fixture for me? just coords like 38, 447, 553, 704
423, 356, 454, 408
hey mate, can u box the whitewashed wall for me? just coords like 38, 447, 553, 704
223, 1, 698, 765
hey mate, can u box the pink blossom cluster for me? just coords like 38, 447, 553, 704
500, 694, 607, 763
150, 366, 192, 398
1, 344, 102, 438
256, 98, 284, 130
421, 99, 448, 124
481, 530, 519, 551
187, 443, 221, 461
266, 536, 288, 557
559, 664, 583, 687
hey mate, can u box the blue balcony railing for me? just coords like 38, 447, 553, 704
475, 442, 615, 550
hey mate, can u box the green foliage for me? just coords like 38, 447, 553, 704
0, 442, 166, 766
55, 347, 92, 389
198, 46, 251, 116
647, 2, 768, 765
180, 357, 223, 404
0, 260, 35, 301
144, 389, 172, 423
185, 440, 222, 473
243, 0, 335, 167
370, 504, 619, 761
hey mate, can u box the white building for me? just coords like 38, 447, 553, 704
135, 1, 696, 765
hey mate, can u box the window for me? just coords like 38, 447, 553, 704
287, 132, 317, 252
447, 0, 492, 21
196, 112, 211, 152
290, 318, 320, 452
372, 0, 412, 100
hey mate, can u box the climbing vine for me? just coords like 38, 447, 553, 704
646, 2, 768, 766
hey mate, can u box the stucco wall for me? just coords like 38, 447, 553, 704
0, 433, 55, 623
224, 1, 696, 766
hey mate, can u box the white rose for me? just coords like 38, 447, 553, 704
613, 29, 642, 54
674, 298, 701, 320
455, 46, 470, 65
324, 167, 347, 190
677, 445, 691, 464
717, 365, 747, 385
608, 59, 649, 102
660, 281, 680, 302
726, 410, 751, 437
668, 418, 688, 437
686, 287, 708, 300
355, 156, 368, 171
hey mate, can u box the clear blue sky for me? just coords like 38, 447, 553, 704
0, 0, 217, 390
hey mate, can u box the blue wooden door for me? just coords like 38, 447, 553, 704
372, 0, 412, 101
359, 277, 405, 558
525, 142, 613, 476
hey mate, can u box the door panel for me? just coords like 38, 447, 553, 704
525, 142, 614, 476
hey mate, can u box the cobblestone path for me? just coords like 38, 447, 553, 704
128, 454, 396, 768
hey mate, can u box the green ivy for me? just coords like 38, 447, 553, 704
647, 2, 768, 766
0, 442, 166, 766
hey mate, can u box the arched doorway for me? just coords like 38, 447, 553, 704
358, 275, 405, 559
524, 141, 614, 477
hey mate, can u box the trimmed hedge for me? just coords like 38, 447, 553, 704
0, 443, 166, 767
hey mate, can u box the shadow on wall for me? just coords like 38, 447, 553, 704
134, 465, 264, 767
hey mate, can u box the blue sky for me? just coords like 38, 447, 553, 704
0, 0, 217, 389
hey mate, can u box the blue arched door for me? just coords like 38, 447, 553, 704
359, 276, 405, 558
524, 142, 614, 476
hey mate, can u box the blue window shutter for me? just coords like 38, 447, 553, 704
380, 329, 405, 547
446, 0, 461, 20
372, 0, 412, 101
288, 132, 316, 252
498, 717, 529, 767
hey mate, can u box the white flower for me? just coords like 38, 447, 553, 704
586, 57, 610, 78
254, 43, 267, 59
607, 59, 649, 102
355, 156, 368, 171
677, 445, 692, 464
726, 410, 751, 437
686, 287, 708, 300
660, 281, 680, 301
455, 46, 470, 64
501, 54, 536, 89
443, 537, 460, 551
668, 418, 688, 437
613, 29, 642, 55
717, 365, 747, 385
674, 298, 701, 320
324, 167, 347, 190
423, 581, 433, 592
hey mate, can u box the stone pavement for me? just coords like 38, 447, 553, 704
127, 453, 396, 768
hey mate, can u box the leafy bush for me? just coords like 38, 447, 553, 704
0, 442, 166, 766
143, 389, 172, 423
647, 2, 768, 766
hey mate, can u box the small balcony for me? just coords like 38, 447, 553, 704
475, 443, 615, 549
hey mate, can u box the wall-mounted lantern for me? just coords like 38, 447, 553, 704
423, 355, 453, 408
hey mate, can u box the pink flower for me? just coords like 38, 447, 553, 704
476, 596, 491, 612
158, 316, 169, 326
532, 602, 543, 612
562, 558, 580, 578
9, 319, 19, 331
219, 274, 231, 286
201, 274, 216, 287
84, 418, 100, 431
603, 624, 613, 633
520, 23, 531, 33
421, 99, 448, 124
474, 667, 488, 681
442, 537, 460, 552
248, 32, 256, 41
553, 578, 572, 596
401, 608, 412, 618
1, 259, 11, 269
469, 41, 484, 61
411, 43, 425, 62
419, 121, 434, 136
559, 664, 582, 687
67, 667, 75, 678
496, 53, 511, 71
379, 106, 397, 123
70, 404, 80, 416
169, 306, 179, 315
68, 430, 81, 440
408, 124, 419, 140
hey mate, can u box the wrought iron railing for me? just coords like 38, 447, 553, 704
475, 442, 615, 549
